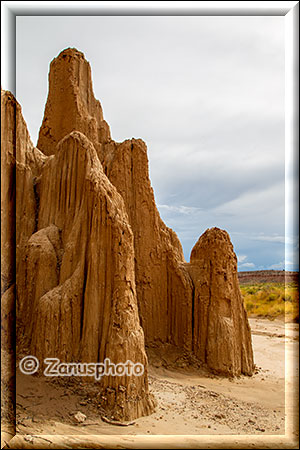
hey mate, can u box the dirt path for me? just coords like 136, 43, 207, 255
10, 318, 298, 441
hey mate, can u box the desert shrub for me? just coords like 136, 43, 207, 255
240, 281, 299, 321
246, 287, 256, 295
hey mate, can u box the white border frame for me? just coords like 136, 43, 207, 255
1, 2, 299, 449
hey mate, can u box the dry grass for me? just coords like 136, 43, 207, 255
240, 282, 299, 322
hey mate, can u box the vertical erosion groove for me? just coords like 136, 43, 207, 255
205, 259, 213, 365
191, 279, 195, 353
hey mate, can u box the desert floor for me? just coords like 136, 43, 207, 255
12, 317, 298, 441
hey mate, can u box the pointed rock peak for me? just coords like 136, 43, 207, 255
49, 48, 91, 73
37, 48, 111, 157
54, 47, 85, 60
190, 227, 234, 262
58, 130, 98, 155
199, 227, 231, 242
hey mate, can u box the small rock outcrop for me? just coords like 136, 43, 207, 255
1, 48, 255, 422
186, 228, 254, 376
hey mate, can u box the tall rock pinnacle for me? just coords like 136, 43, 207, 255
37, 48, 111, 158
187, 228, 254, 376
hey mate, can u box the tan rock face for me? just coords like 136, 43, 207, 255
37, 48, 111, 158
187, 228, 254, 376
1, 89, 46, 431
102, 138, 194, 350
1, 90, 47, 292
18, 127, 155, 420
1, 90, 16, 295
2, 48, 255, 422
1, 90, 47, 364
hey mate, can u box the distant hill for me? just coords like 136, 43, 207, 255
238, 270, 299, 285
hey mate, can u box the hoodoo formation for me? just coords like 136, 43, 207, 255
1, 48, 254, 421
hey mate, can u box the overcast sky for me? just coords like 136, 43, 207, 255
15, 15, 297, 271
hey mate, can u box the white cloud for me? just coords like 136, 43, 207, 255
249, 235, 286, 244
237, 255, 247, 263
267, 261, 285, 270
212, 181, 284, 219
267, 260, 297, 270
246, 234, 297, 245
158, 204, 201, 215
239, 262, 255, 269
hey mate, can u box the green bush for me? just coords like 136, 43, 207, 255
240, 282, 299, 321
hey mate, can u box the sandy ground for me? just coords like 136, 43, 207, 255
1, 318, 298, 448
